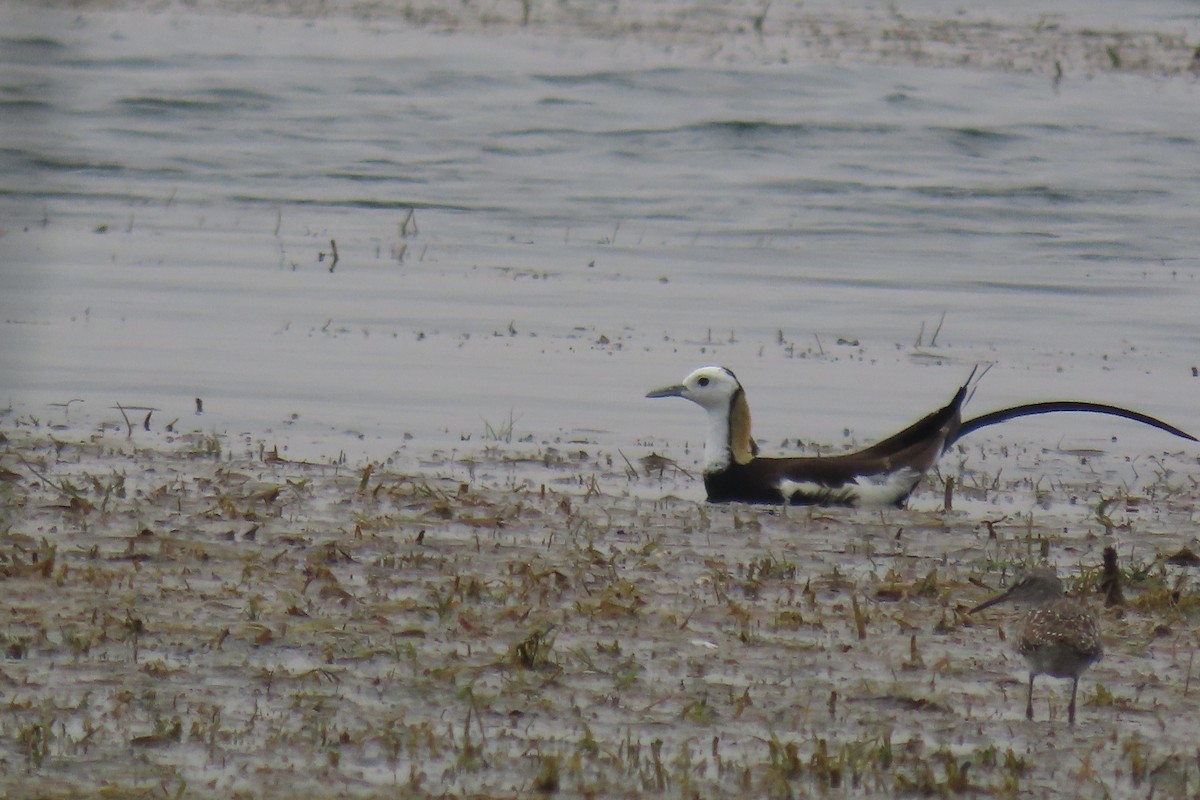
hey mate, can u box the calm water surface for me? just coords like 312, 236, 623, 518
2, 6, 1198, 463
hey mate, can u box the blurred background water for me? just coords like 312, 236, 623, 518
1, 4, 1198, 465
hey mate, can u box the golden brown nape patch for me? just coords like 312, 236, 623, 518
728, 387, 758, 465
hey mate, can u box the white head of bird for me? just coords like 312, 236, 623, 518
646, 366, 757, 472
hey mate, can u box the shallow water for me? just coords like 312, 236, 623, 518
1, 4, 1198, 469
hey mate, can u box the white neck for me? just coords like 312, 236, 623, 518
704, 406, 732, 472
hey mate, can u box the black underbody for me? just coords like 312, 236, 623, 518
699, 383, 1195, 507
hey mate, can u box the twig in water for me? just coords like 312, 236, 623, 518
752, 1, 770, 37
17, 455, 81, 499
48, 398, 84, 420
929, 311, 946, 347
327, 239, 339, 272
640, 452, 692, 480
617, 449, 638, 481
1100, 546, 1124, 607
482, 410, 521, 443
400, 208, 417, 238
851, 593, 867, 640
115, 403, 133, 438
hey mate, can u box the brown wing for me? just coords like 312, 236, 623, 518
854, 379, 968, 462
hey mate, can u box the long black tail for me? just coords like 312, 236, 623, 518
954, 401, 1197, 446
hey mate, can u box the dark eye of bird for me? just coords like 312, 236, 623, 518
697, 377, 710, 387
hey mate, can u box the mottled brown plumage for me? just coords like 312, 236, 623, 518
970, 568, 1103, 726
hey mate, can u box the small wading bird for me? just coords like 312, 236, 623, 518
969, 568, 1102, 726
646, 366, 1196, 507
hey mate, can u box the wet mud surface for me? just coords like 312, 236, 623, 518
3, 412, 1199, 797
23, 0, 1200, 78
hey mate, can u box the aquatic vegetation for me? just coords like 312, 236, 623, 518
2, 413, 1198, 797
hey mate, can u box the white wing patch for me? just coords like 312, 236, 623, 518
777, 467, 922, 507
